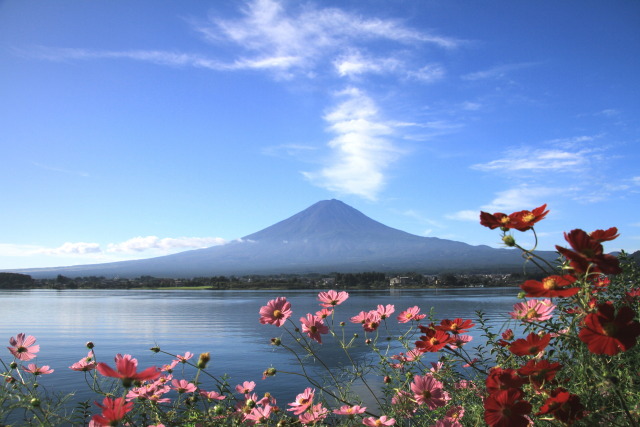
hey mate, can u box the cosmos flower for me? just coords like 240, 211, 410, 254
236, 380, 256, 394
259, 297, 292, 327
520, 275, 579, 298
333, 405, 366, 417
556, 228, 621, 275
7, 333, 40, 361
171, 379, 197, 393
397, 306, 426, 323
300, 314, 329, 343
96, 353, 161, 388
410, 374, 450, 409
69, 351, 97, 372
287, 387, 315, 415
415, 328, 454, 353
484, 389, 532, 427
22, 364, 54, 375
509, 333, 552, 357
91, 397, 134, 426
376, 304, 395, 320
536, 387, 585, 424
578, 303, 640, 355
363, 415, 396, 426
199, 389, 226, 400
317, 290, 349, 307
510, 299, 556, 322
435, 318, 475, 334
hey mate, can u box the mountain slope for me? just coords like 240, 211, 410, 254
9, 199, 547, 278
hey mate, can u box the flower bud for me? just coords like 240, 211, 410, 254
383, 375, 391, 384
213, 405, 224, 415
31, 398, 41, 407
502, 235, 516, 247
86, 341, 94, 349
197, 352, 211, 369
150, 346, 160, 353
270, 337, 281, 346
339, 321, 345, 327
365, 338, 372, 345
246, 399, 256, 408
517, 291, 526, 299
9, 362, 17, 370
263, 367, 277, 378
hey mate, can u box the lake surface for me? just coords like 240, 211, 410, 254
0, 288, 520, 408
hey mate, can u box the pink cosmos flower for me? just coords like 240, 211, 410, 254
448, 334, 473, 349
334, 405, 367, 417
91, 397, 134, 426
126, 382, 171, 403
317, 290, 349, 307
298, 403, 329, 425
96, 353, 161, 387
171, 378, 197, 393
376, 304, 395, 320
175, 352, 193, 363
316, 308, 333, 319
161, 360, 179, 372
287, 387, 315, 415
300, 314, 329, 343
351, 311, 368, 324
69, 351, 97, 371
245, 404, 273, 425
8, 333, 40, 361
363, 415, 396, 426
259, 297, 292, 327
411, 374, 451, 409
236, 380, 256, 394
510, 299, 556, 322
363, 311, 382, 332
22, 364, 54, 375
200, 389, 226, 400
397, 306, 426, 323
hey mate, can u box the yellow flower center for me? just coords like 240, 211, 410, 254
526, 308, 538, 319
522, 212, 535, 222
500, 216, 510, 224
273, 310, 282, 318
310, 325, 318, 333
542, 278, 557, 290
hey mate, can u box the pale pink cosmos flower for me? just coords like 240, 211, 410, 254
334, 405, 367, 417
300, 314, 329, 344
510, 299, 556, 322
245, 404, 273, 425
363, 311, 382, 332
447, 334, 473, 349
199, 389, 226, 400
298, 403, 328, 425
126, 383, 171, 403
259, 297, 292, 327
317, 290, 349, 308
376, 304, 395, 320
22, 363, 54, 375
350, 311, 368, 324
171, 379, 197, 393
69, 351, 97, 371
363, 415, 396, 426
315, 308, 333, 319
411, 374, 451, 409
287, 387, 315, 415
175, 352, 193, 363
236, 380, 256, 394
8, 333, 40, 361
405, 349, 422, 362
161, 360, 179, 372
397, 306, 426, 323
445, 405, 465, 423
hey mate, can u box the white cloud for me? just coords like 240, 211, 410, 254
302, 88, 404, 200
445, 210, 479, 221
462, 62, 540, 81
472, 147, 595, 173
41, 242, 102, 255
481, 186, 558, 212
107, 236, 226, 253
407, 64, 445, 82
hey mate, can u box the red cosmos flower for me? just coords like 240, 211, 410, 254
415, 328, 454, 353
484, 389, 532, 427
590, 227, 619, 242
517, 359, 562, 390
537, 388, 585, 424
259, 297, 292, 327
578, 303, 640, 355
97, 354, 161, 388
479, 211, 511, 230
91, 397, 134, 426
508, 332, 552, 356
435, 318, 475, 334
556, 228, 621, 275
520, 275, 579, 298
7, 333, 40, 361
485, 367, 527, 394
509, 204, 549, 231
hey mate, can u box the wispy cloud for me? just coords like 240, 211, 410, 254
302, 88, 404, 200
106, 236, 226, 253
462, 62, 540, 81
481, 186, 560, 212
471, 145, 599, 173
445, 210, 479, 222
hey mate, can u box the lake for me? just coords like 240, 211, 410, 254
0, 288, 520, 409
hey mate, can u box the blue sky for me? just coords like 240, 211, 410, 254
1, 0, 639, 270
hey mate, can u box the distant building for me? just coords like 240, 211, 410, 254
389, 276, 410, 287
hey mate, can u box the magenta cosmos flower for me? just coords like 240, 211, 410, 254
23, 363, 54, 375
287, 387, 315, 415
97, 353, 161, 387
510, 299, 556, 322
300, 314, 329, 343
317, 290, 349, 307
397, 306, 426, 323
411, 374, 451, 409
171, 379, 197, 393
8, 333, 40, 361
259, 297, 292, 327
69, 351, 97, 371
333, 405, 367, 417
91, 397, 134, 426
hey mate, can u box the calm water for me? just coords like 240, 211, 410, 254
0, 288, 520, 407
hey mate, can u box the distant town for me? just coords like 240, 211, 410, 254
0, 271, 544, 290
